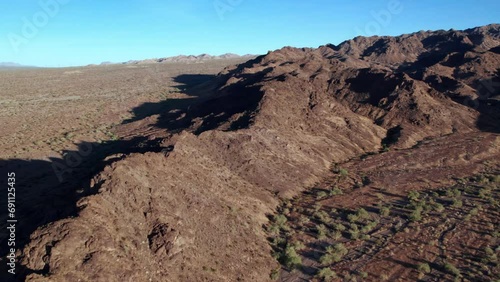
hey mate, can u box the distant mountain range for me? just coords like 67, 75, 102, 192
92, 53, 256, 66
0, 62, 35, 68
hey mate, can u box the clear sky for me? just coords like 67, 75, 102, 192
0, 0, 499, 67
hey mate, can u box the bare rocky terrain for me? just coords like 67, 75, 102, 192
1, 25, 499, 281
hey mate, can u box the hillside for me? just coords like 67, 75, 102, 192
6, 25, 500, 281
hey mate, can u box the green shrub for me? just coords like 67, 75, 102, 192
417, 263, 431, 274
282, 246, 302, 269
339, 168, 349, 177
317, 191, 328, 199
380, 206, 390, 216
315, 210, 331, 223
316, 267, 336, 281
314, 203, 323, 212
452, 199, 462, 208
433, 203, 445, 213
320, 243, 348, 265
408, 190, 420, 202
299, 215, 310, 225
409, 206, 423, 222
361, 220, 378, 234
349, 224, 360, 240
443, 262, 460, 277
270, 268, 280, 280
492, 175, 500, 183
356, 208, 370, 220
291, 241, 306, 251
331, 230, 342, 240
268, 224, 280, 235
329, 187, 343, 196
347, 213, 359, 223
274, 214, 287, 227
333, 223, 346, 232
317, 224, 328, 239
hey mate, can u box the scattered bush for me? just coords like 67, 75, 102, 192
299, 215, 310, 225
317, 224, 328, 239
417, 263, 431, 274
317, 191, 328, 199
320, 243, 349, 265
291, 241, 306, 251
452, 199, 463, 208
316, 267, 336, 281
356, 208, 370, 220
315, 210, 332, 223
408, 190, 420, 202
329, 187, 343, 196
433, 203, 445, 213
274, 214, 287, 227
339, 168, 349, 177
348, 224, 360, 240
282, 245, 302, 269
380, 206, 390, 216
333, 223, 346, 232
443, 262, 460, 277
347, 213, 359, 223
409, 206, 423, 222
361, 220, 378, 234
270, 268, 280, 280
314, 203, 323, 212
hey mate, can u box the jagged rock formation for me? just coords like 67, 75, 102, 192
19, 25, 500, 281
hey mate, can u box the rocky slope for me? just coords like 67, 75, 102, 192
17, 25, 500, 281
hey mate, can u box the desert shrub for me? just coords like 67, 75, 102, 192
417, 263, 431, 274
316, 267, 336, 281
485, 247, 498, 262
492, 175, 500, 183
315, 210, 331, 223
339, 168, 349, 177
349, 224, 360, 240
317, 191, 328, 199
282, 208, 290, 216
314, 203, 323, 212
452, 199, 462, 208
347, 213, 359, 223
356, 208, 369, 220
329, 187, 343, 196
444, 262, 460, 277
380, 206, 390, 216
299, 215, 310, 225
359, 271, 368, 278
291, 241, 306, 251
317, 224, 328, 239
331, 230, 342, 240
333, 223, 346, 232
268, 224, 280, 235
478, 187, 491, 199
433, 202, 445, 213
270, 268, 280, 280
409, 206, 423, 222
282, 245, 302, 269
320, 243, 348, 264
408, 190, 420, 202
274, 214, 287, 227
361, 220, 378, 234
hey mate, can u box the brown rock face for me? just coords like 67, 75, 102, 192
18, 25, 500, 281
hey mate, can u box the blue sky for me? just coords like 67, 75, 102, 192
0, 0, 499, 67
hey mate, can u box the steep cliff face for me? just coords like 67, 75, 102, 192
20, 25, 500, 281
